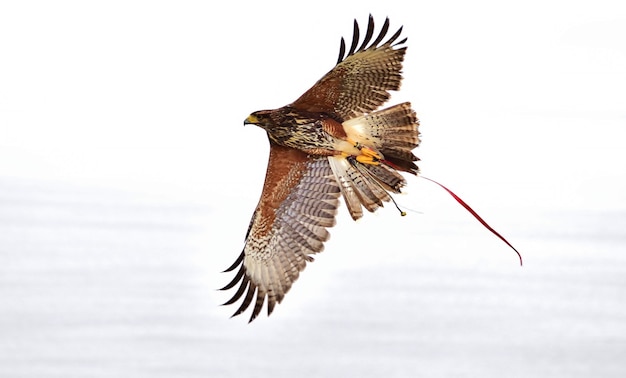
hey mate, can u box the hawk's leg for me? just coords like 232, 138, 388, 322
346, 138, 381, 165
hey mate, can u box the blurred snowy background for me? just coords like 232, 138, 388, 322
1, 1, 625, 377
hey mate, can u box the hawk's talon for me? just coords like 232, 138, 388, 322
360, 146, 382, 160
356, 154, 380, 165
346, 138, 381, 160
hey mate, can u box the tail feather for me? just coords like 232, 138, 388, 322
330, 102, 420, 219
357, 162, 406, 193
350, 159, 391, 210
328, 156, 392, 220
328, 156, 365, 220
343, 102, 420, 174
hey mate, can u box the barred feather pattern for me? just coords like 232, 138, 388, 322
343, 102, 420, 174
221, 146, 340, 322
328, 155, 392, 220
292, 15, 407, 121
327, 102, 420, 220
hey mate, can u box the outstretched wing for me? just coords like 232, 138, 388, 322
291, 15, 407, 121
221, 143, 341, 322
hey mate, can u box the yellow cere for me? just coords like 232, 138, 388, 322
245, 114, 259, 124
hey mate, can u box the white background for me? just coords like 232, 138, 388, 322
1, 1, 625, 377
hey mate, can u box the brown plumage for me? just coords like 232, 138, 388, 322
222, 15, 420, 322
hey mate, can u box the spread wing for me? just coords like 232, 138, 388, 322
291, 15, 407, 121
221, 143, 341, 322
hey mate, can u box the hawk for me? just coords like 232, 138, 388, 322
221, 15, 419, 322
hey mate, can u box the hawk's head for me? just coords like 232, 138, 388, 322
244, 108, 314, 148
244, 110, 274, 129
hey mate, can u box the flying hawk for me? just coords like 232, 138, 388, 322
221, 15, 419, 322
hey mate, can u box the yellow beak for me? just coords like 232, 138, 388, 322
244, 114, 259, 125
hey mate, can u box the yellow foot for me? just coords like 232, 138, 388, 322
356, 154, 380, 165
360, 146, 381, 160
346, 138, 382, 160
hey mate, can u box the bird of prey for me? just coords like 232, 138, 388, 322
221, 15, 419, 322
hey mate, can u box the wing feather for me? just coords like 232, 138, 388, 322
337, 37, 346, 66
221, 143, 341, 322
234, 281, 256, 318
369, 17, 390, 48
221, 266, 247, 305
291, 15, 407, 121
347, 19, 360, 57
357, 14, 376, 52
222, 250, 244, 273
220, 260, 245, 291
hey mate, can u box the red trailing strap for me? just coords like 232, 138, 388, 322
421, 176, 523, 266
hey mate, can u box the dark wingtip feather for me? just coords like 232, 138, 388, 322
347, 19, 360, 57
267, 295, 276, 316
337, 37, 346, 64
385, 25, 404, 46
221, 273, 249, 306
231, 281, 256, 319
337, 16, 406, 63
220, 264, 245, 291
394, 37, 408, 47
369, 17, 390, 48
357, 14, 375, 51
222, 251, 244, 273
248, 289, 265, 323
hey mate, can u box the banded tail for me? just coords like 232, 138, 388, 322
329, 102, 420, 220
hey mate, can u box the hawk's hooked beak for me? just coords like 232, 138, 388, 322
244, 114, 259, 126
